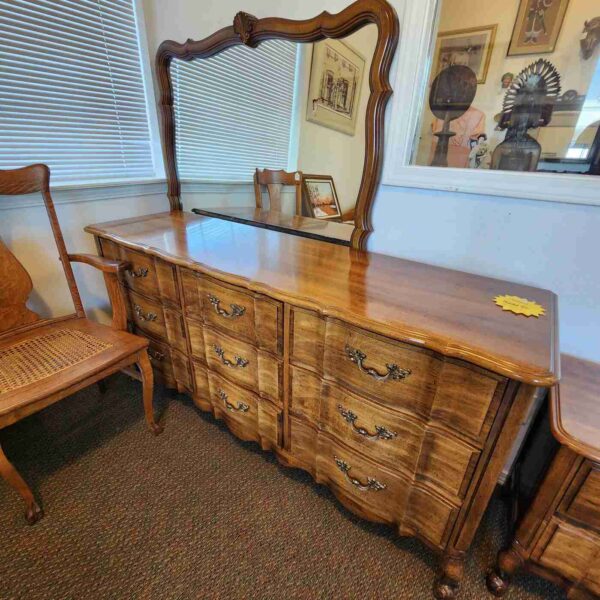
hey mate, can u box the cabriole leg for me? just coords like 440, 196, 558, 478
137, 350, 163, 436
0, 442, 43, 525
434, 553, 465, 599
486, 544, 524, 597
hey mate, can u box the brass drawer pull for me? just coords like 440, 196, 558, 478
207, 294, 246, 319
344, 344, 411, 382
148, 350, 165, 362
127, 267, 149, 278
334, 457, 386, 492
212, 345, 249, 368
218, 389, 250, 413
134, 304, 157, 322
337, 404, 397, 441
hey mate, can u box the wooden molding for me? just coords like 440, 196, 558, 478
155, 0, 400, 249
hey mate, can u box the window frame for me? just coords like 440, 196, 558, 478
382, 0, 600, 208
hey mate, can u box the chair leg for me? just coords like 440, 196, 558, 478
136, 350, 163, 436
0, 443, 43, 525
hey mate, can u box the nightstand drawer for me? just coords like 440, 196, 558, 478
561, 462, 600, 532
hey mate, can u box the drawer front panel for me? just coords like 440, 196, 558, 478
534, 519, 600, 584
181, 270, 281, 355
316, 435, 411, 524
120, 247, 161, 300
405, 487, 458, 548
208, 372, 281, 449
563, 464, 600, 532
128, 290, 167, 341
203, 328, 281, 403
294, 313, 441, 418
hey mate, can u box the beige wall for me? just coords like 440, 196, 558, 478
416, 0, 599, 164
296, 25, 378, 214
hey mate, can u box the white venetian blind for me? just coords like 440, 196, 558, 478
0, 0, 156, 184
172, 40, 298, 182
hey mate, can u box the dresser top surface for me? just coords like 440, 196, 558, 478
550, 354, 600, 462
86, 211, 559, 386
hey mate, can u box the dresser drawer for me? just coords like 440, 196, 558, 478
291, 366, 480, 500
128, 290, 187, 354
561, 463, 600, 532
316, 435, 411, 524
129, 290, 167, 341
533, 518, 600, 585
181, 270, 281, 355
203, 327, 281, 404
120, 247, 161, 300
292, 312, 440, 418
208, 372, 281, 450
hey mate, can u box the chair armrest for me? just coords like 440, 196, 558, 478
67, 253, 130, 331
68, 253, 130, 275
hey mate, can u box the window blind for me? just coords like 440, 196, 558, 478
0, 0, 156, 184
172, 40, 298, 182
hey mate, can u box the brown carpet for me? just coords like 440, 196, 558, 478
0, 374, 563, 600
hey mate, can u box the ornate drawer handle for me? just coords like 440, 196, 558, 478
127, 267, 149, 278
212, 345, 249, 368
218, 389, 250, 413
334, 457, 386, 492
134, 304, 157, 322
337, 405, 397, 441
344, 345, 411, 382
148, 350, 165, 362
207, 294, 246, 319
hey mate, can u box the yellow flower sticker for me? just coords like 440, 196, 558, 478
494, 295, 546, 318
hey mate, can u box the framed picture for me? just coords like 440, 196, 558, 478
306, 39, 366, 136
302, 175, 342, 220
433, 25, 497, 84
508, 0, 570, 56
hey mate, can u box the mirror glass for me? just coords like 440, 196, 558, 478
170, 24, 378, 244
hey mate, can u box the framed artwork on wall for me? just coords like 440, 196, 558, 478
306, 39, 365, 136
507, 0, 570, 56
302, 175, 342, 220
433, 25, 497, 84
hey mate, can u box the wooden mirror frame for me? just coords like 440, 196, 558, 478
156, 0, 399, 249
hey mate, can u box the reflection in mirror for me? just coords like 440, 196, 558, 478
171, 25, 378, 244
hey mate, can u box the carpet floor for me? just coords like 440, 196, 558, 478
0, 374, 564, 600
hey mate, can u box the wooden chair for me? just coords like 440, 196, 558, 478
0, 164, 162, 525
253, 168, 303, 215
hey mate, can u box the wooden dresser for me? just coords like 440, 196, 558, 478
488, 355, 600, 599
86, 211, 559, 598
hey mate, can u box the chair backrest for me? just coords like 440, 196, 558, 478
253, 169, 303, 215
0, 164, 84, 335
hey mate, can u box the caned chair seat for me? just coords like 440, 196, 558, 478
0, 318, 147, 428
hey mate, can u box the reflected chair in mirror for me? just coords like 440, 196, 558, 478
0, 164, 162, 525
253, 168, 303, 215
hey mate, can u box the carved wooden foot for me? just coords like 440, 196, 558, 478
137, 351, 163, 435
0, 442, 44, 525
486, 545, 524, 597
434, 554, 464, 599
26, 501, 44, 525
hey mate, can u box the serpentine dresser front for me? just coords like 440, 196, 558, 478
86, 211, 559, 599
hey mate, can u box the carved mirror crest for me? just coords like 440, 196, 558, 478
156, 0, 399, 249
